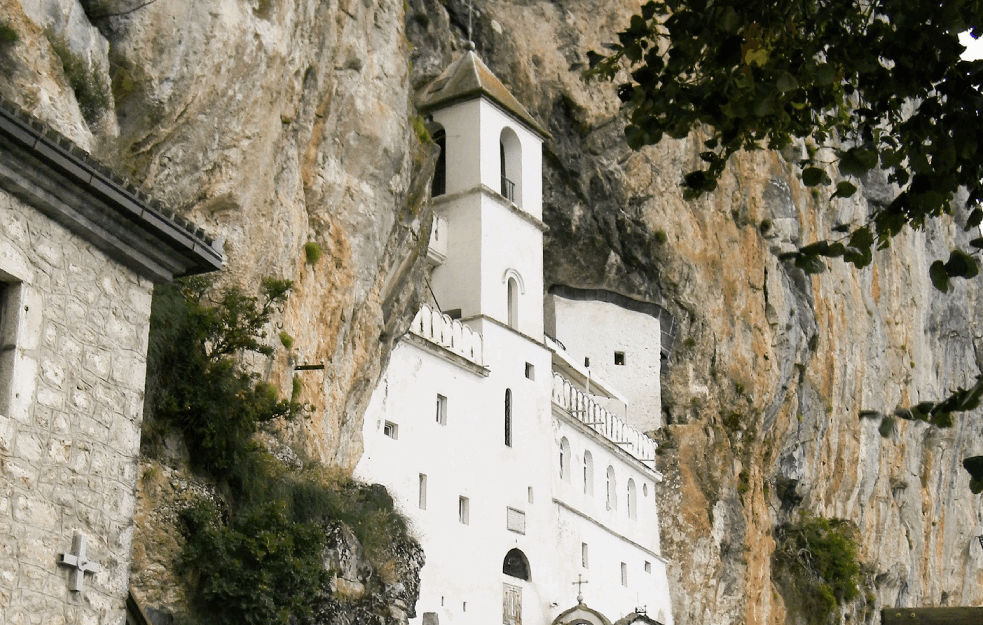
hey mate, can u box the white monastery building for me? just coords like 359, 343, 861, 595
355, 49, 675, 625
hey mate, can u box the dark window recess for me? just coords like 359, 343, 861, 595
431, 130, 446, 197
503, 548, 531, 580
614, 351, 626, 366
504, 389, 513, 447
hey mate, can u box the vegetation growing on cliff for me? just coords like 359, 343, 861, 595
46, 31, 109, 126
773, 512, 869, 625
145, 277, 416, 625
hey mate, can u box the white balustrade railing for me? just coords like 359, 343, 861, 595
552, 372, 657, 463
409, 305, 484, 366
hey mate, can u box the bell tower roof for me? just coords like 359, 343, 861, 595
417, 50, 551, 139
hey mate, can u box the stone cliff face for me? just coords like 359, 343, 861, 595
4, 0, 982, 623
2, 0, 431, 619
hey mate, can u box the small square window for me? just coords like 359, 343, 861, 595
614, 351, 626, 366
419, 474, 428, 510
581, 543, 589, 568
383, 421, 398, 439
524, 363, 535, 380
458, 496, 470, 525
436, 394, 448, 425
644, 560, 652, 573
621, 562, 628, 586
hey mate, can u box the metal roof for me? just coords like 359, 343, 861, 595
417, 49, 551, 139
0, 95, 223, 282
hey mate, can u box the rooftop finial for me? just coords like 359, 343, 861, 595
466, 0, 474, 49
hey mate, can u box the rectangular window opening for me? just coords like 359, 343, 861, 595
581, 543, 589, 568
644, 561, 652, 573
584, 356, 590, 367
436, 394, 448, 425
418, 474, 428, 510
527, 486, 534, 504
458, 496, 470, 525
0, 281, 13, 413
524, 362, 535, 380
614, 351, 626, 366
621, 562, 628, 586
383, 421, 398, 439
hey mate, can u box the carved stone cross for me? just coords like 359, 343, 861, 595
59, 532, 100, 591
572, 573, 588, 604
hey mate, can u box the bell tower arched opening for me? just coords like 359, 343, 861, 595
499, 127, 522, 205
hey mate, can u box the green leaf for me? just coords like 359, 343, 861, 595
966, 208, 983, 231
831, 181, 858, 199
776, 72, 799, 93
625, 124, 647, 150
944, 249, 980, 279
848, 227, 874, 250
802, 167, 827, 187
969, 238, 983, 249
838, 147, 878, 177
963, 456, 983, 482
930, 260, 950, 293
794, 254, 826, 274
586, 50, 605, 69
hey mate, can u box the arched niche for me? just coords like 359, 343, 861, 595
503, 548, 530, 581
503, 268, 524, 330
606, 466, 617, 511
583, 450, 594, 496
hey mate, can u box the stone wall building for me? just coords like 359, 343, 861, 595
0, 97, 221, 624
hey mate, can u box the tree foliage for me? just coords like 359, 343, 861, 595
587, 0, 983, 484
146, 275, 303, 477
587, 0, 983, 281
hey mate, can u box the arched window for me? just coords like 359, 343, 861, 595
431, 128, 446, 197
503, 548, 530, 580
507, 277, 519, 329
627, 478, 637, 519
583, 451, 594, 496
504, 389, 513, 447
606, 466, 617, 511
499, 128, 522, 205
559, 437, 571, 481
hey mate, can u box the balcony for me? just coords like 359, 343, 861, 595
552, 372, 657, 465
409, 305, 483, 366
500, 176, 516, 204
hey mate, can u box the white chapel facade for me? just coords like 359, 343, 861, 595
355, 49, 673, 625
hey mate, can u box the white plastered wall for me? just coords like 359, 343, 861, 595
355, 320, 555, 625
553, 297, 663, 431
548, 415, 672, 625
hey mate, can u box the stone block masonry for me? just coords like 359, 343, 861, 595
0, 187, 154, 624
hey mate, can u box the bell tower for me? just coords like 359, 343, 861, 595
419, 47, 550, 339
